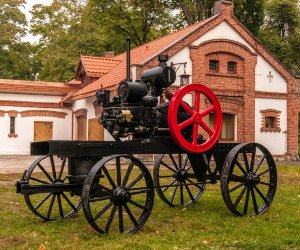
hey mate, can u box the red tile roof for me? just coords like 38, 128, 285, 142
0, 79, 77, 96
72, 16, 218, 99
78, 56, 121, 77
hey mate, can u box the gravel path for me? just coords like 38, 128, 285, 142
0, 155, 299, 174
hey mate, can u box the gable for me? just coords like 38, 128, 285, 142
191, 21, 255, 53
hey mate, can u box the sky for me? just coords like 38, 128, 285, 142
21, 0, 53, 43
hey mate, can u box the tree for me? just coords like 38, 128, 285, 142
234, 0, 265, 35
85, 0, 176, 51
30, 0, 104, 81
171, 0, 265, 35
259, 0, 300, 75
0, 0, 29, 78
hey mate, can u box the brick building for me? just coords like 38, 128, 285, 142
1, 0, 299, 158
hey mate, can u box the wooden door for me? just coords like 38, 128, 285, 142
77, 116, 87, 140
88, 118, 104, 141
34, 122, 53, 142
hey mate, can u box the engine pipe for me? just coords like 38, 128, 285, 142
126, 38, 131, 81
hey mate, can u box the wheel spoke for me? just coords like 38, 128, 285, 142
58, 158, 66, 179
105, 205, 117, 233
250, 146, 256, 172
122, 161, 134, 186
186, 178, 204, 190
29, 177, 49, 184
102, 165, 116, 189
118, 206, 124, 233
49, 155, 57, 180
183, 181, 194, 202
61, 193, 77, 211
235, 160, 247, 176
57, 194, 64, 218
126, 173, 145, 189
180, 184, 184, 205
257, 168, 270, 177
162, 179, 177, 193
200, 105, 215, 117
233, 186, 247, 208
199, 120, 214, 136
169, 154, 179, 170
259, 181, 271, 186
243, 189, 250, 215
98, 184, 113, 194
169, 183, 179, 204
178, 154, 182, 169
116, 157, 121, 186
46, 194, 56, 219
180, 100, 194, 116
182, 156, 188, 169
37, 163, 53, 182
192, 123, 198, 145
161, 161, 177, 173
129, 189, 150, 195
124, 204, 138, 226
128, 200, 147, 210
251, 188, 259, 214
243, 152, 250, 172
229, 182, 245, 193
194, 91, 200, 112
254, 186, 268, 204
89, 196, 111, 202
178, 117, 194, 130
94, 202, 113, 221
254, 155, 266, 174
34, 193, 52, 210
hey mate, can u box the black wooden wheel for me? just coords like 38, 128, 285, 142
24, 155, 81, 220
153, 154, 205, 207
82, 154, 154, 234
220, 143, 277, 216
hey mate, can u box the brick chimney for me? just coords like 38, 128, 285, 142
103, 51, 114, 58
214, 0, 234, 16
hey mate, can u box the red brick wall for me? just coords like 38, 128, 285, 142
190, 40, 257, 142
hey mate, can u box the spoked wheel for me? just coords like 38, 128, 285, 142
82, 155, 154, 234
221, 143, 277, 216
24, 155, 81, 220
168, 83, 222, 153
153, 154, 205, 207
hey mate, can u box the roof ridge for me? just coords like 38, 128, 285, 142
80, 55, 120, 61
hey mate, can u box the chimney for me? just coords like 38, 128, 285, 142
214, 0, 234, 16
103, 51, 114, 58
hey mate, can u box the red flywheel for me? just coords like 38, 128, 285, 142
168, 83, 222, 153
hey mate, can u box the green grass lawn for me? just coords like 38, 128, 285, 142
0, 165, 299, 250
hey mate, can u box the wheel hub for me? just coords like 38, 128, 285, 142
193, 113, 202, 124
112, 186, 131, 205
246, 173, 260, 187
176, 169, 188, 182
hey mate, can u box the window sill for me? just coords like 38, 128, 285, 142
8, 133, 18, 138
260, 128, 281, 133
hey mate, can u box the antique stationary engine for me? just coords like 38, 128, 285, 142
96, 54, 189, 140
96, 39, 223, 153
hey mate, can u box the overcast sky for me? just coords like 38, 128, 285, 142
21, 0, 53, 43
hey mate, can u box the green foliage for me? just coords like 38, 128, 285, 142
259, 0, 300, 75
234, 0, 265, 35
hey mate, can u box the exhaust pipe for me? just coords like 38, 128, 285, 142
126, 38, 131, 81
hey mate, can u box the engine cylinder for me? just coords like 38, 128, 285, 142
118, 80, 148, 103
141, 66, 176, 96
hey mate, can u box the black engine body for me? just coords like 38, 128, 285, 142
96, 55, 190, 140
